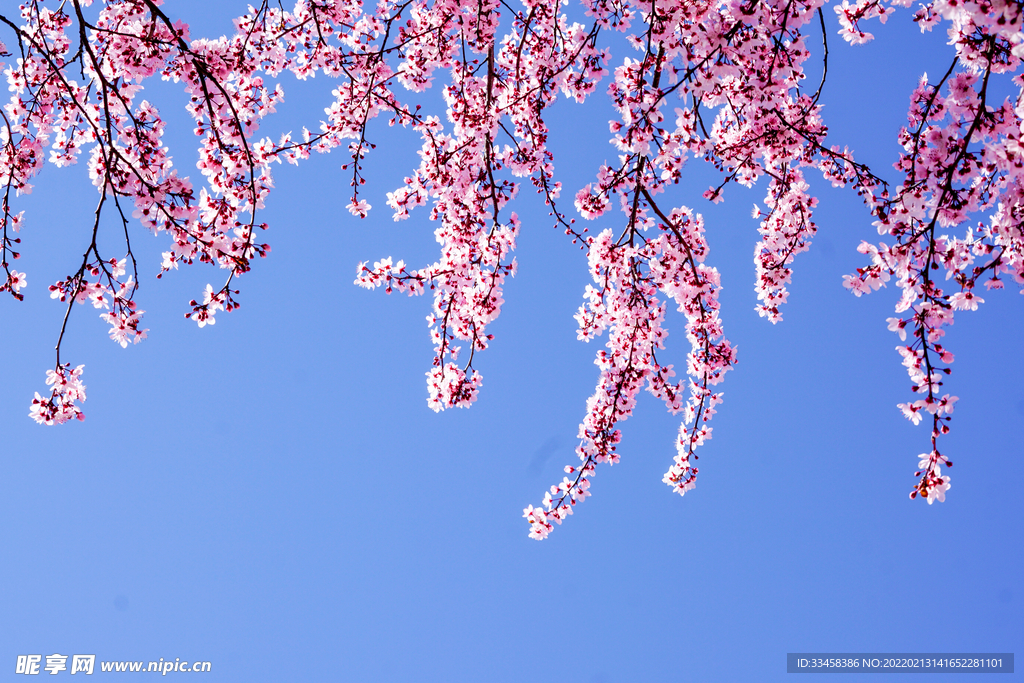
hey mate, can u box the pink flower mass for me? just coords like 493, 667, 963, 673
2, 0, 1022, 537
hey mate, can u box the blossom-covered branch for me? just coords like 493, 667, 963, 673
840, 0, 1024, 504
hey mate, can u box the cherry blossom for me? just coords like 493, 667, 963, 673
837, 0, 1024, 504
2, 0, 1022, 537
29, 363, 86, 425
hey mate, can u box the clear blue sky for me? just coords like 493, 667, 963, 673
1, 3, 1020, 681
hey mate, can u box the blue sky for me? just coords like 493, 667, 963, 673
0, 2, 1021, 681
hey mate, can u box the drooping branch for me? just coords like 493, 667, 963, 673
2, 0, 1023, 536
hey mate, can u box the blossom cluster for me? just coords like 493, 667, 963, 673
839, 0, 1024, 503
525, 0, 879, 536
28, 364, 86, 425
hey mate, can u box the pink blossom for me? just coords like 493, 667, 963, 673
7, 270, 26, 293
926, 475, 951, 504
886, 317, 908, 340
347, 198, 371, 218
